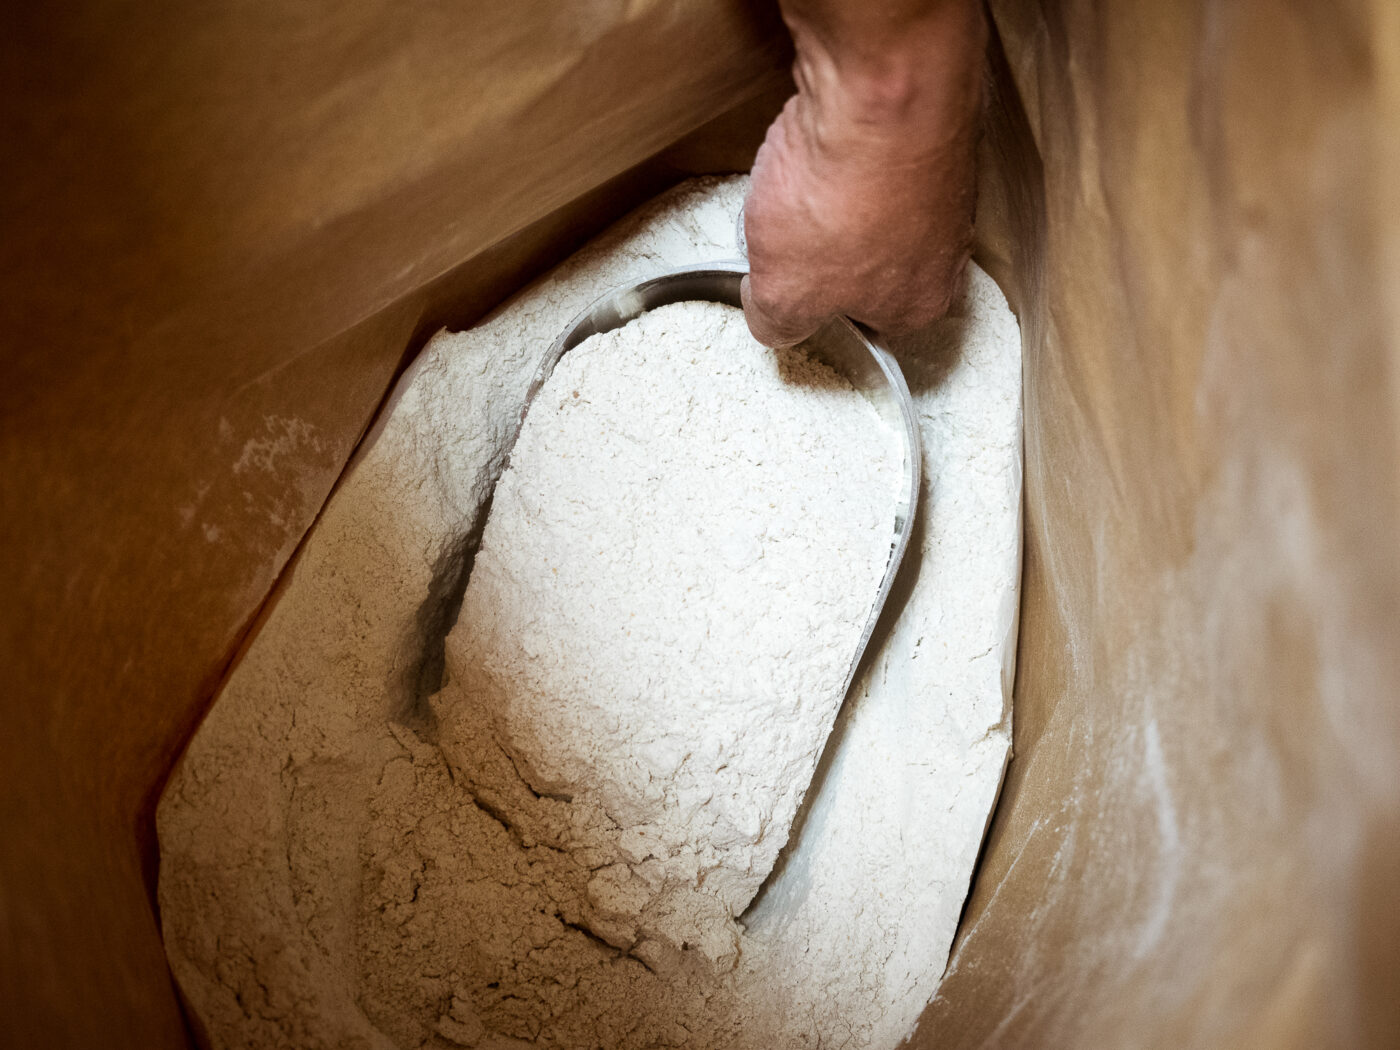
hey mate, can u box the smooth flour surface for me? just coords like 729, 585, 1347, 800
157, 176, 1022, 1050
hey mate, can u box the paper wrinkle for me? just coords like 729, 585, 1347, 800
917, 9, 1400, 1047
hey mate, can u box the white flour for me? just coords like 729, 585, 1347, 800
157, 176, 1022, 1050
439, 300, 897, 973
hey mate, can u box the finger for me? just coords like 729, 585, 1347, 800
740, 274, 826, 349
859, 260, 973, 341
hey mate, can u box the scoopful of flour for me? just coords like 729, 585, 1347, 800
433, 299, 900, 975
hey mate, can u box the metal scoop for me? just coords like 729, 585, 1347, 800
514, 260, 922, 696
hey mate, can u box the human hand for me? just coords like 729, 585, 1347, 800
741, 0, 986, 347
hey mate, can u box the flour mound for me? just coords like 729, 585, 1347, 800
435, 300, 898, 977
156, 177, 1021, 1050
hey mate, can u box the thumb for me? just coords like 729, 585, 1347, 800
741, 274, 826, 349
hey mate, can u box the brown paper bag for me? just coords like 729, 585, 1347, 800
3, 2, 1396, 1047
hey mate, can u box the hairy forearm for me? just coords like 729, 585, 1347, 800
779, 0, 984, 152
740, 0, 986, 345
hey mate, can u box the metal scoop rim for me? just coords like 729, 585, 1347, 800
512, 259, 922, 698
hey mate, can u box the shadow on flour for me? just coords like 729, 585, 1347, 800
398, 488, 500, 737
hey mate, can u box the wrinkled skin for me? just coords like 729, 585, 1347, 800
742, 0, 987, 347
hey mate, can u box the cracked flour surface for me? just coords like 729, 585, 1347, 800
157, 177, 1022, 1050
